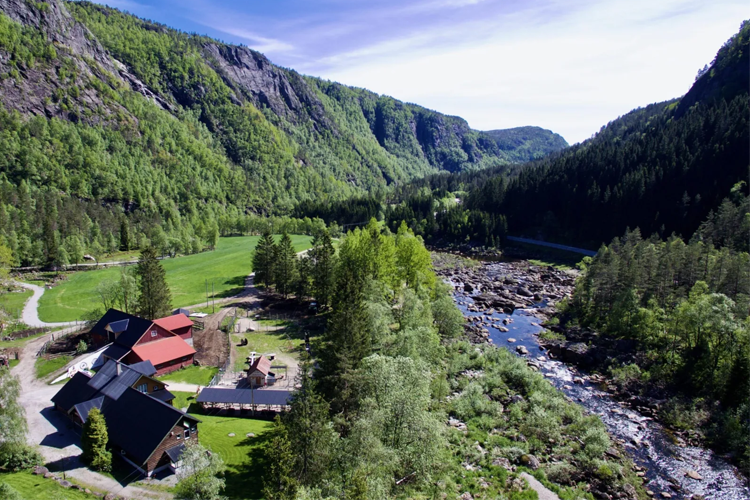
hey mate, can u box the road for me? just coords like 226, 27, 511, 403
506, 236, 598, 257
12, 334, 170, 499
15, 282, 79, 328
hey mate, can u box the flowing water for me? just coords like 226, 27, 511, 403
448, 264, 750, 500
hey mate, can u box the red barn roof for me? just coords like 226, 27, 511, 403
248, 356, 272, 376
131, 337, 196, 367
153, 314, 193, 331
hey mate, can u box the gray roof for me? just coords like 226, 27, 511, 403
101, 343, 130, 361
196, 388, 292, 406
73, 396, 104, 422
128, 360, 157, 377
150, 389, 176, 403
165, 443, 186, 463
88, 360, 146, 401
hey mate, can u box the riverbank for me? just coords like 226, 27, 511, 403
435, 253, 749, 500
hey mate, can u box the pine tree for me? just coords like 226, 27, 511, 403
274, 233, 298, 298
253, 231, 276, 289
310, 230, 336, 308
119, 220, 131, 251
81, 408, 111, 472
136, 246, 172, 319
263, 416, 298, 500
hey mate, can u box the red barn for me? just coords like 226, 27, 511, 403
91, 309, 196, 376
153, 314, 194, 344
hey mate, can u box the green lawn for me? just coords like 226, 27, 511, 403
35, 355, 71, 379
160, 365, 218, 386
196, 415, 273, 500
0, 329, 49, 349
171, 390, 198, 412
37, 235, 312, 322
0, 289, 32, 320
232, 324, 303, 372
0, 470, 99, 499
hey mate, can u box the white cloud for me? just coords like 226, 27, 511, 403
308, 0, 747, 143
218, 28, 294, 53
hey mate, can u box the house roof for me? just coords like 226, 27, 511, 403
165, 443, 186, 463
51, 362, 200, 466
196, 388, 292, 406
150, 389, 176, 403
91, 309, 154, 348
154, 314, 193, 331
131, 336, 196, 367
247, 356, 272, 376
73, 396, 104, 422
128, 360, 157, 377
51, 372, 97, 412
101, 343, 131, 361
99, 387, 199, 464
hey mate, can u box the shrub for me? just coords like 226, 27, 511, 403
545, 462, 576, 485
0, 482, 23, 500
76, 340, 88, 354
0, 443, 43, 471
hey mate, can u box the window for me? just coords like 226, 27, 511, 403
153, 385, 159, 392
181, 356, 188, 362
151, 330, 157, 337
176, 433, 181, 440
136, 383, 147, 393
184, 429, 191, 439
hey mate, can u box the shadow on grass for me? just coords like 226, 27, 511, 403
213, 276, 247, 299
222, 432, 272, 500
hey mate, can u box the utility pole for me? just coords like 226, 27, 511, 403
205, 279, 208, 309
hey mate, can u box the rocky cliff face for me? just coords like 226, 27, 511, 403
0, 0, 168, 125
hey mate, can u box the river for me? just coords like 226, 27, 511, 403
447, 261, 749, 500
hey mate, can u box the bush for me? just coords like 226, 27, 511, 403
0, 482, 23, 500
545, 462, 576, 485
0, 443, 44, 471
76, 340, 88, 354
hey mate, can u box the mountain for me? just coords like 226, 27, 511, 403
0, 0, 567, 267
466, 20, 750, 248
484, 126, 568, 163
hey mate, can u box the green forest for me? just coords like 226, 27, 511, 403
0, 0, 565, 268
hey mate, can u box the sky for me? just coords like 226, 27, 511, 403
94, 0, 747, 144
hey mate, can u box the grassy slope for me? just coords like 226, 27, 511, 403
0, 471, 98, 499
37, 235, 312, 322
0, 289, 32, 320
35, 355, 72, 379
196, 415, 272, 500
231, 321, 304, 372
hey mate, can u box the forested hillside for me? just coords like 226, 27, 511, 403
0, 0, 566, 267
466, 20, 750, 248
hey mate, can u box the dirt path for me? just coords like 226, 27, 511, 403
519, 473, 561, 500
12, 333, 170, 499
15, 282, 79, 328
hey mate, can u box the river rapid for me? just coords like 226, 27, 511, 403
444, 259, 749, 500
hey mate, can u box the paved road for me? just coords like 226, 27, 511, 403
15, 282, 79, 328
12, 334, 169, 499
506, 236, 597, 257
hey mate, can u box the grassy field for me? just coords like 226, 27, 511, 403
160, 365, 218, 386
35, 355, 71, 379
196, 415, 273, 500
37, 235, 312, 322
0, 289, 32, 320
0, 470, 99, 499
231, 321, 304, 372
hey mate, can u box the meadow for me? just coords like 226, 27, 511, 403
36, 235, 312, 322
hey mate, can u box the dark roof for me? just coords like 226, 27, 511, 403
101, 343, 130, 361
128, 360, 157, 377
99, 387, 199, 464
196, 388, 292, 406
52, 361, 200, 466
165, 443, 185, 463
150, 389, 176, 403
51, 372, 97, 412
88, 360, 144, 400
73, 396, 104, 422
90, 309, 153, 348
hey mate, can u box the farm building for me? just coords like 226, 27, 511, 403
246, 353, 275, 387
90, 309, 196, 376
153, 313, 194, 344
51, 359, 198, 477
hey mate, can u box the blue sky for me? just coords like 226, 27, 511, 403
95, 0, 747, 144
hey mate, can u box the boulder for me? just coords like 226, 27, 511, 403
33, 465, 49, 475
520, 454, 540, 470
59, 480, 73, 488
685, 470, 702, 480
492, 457, 513, 471
516, 345, 529, 355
